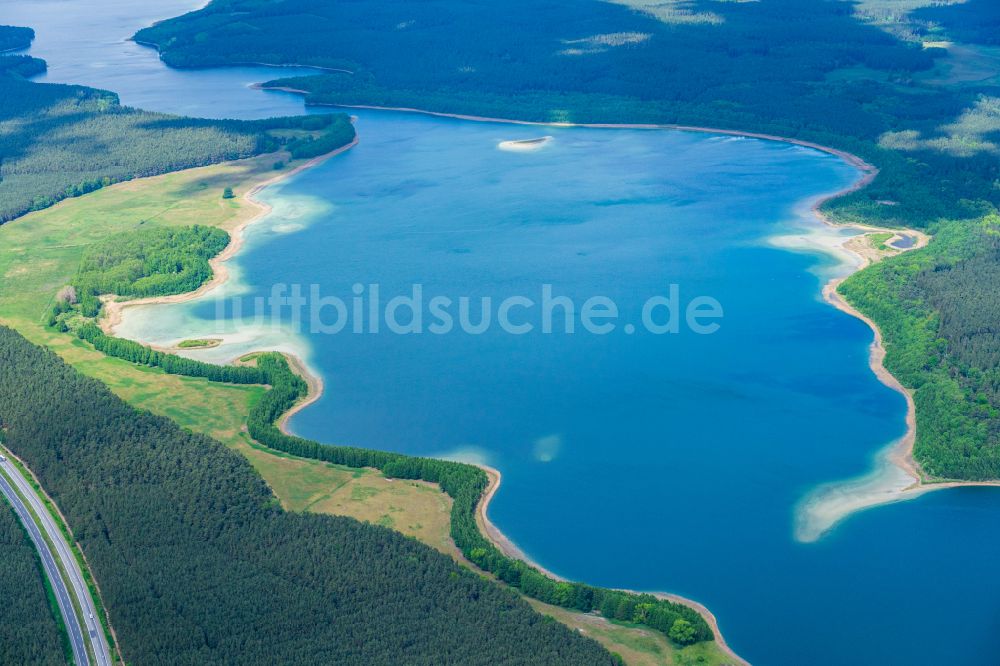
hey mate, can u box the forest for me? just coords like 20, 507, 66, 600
0, 73, 265, 224
0, 24, 34, 52
0, 501, 68, 665
0, 54, 46, 78
840, 215, 1000, 479
917, 0, 1000, 46
0, 326, 619, 665
69, 225, 231, 317
135, 0, 999, 228
0, 26, 356, 225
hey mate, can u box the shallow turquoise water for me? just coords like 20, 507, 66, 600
8, 3, 1000, 664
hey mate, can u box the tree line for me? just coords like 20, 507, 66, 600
133, 0, 1000, 486
0, 325, 618, 665
257, 113, 357, 159
67, 322, 715, 647
0, 54, 46, 78
0, 74, 266, 224
43, 205, 715, 643
840, 215, 1000, 479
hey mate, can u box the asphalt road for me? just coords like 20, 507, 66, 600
0, 456, 113, 666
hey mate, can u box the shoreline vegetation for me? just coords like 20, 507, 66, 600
7, 2, 989, 660
1, 326, 619, 664
130, 0, 1000, 477
132, 38, 356, 75
475, 465, 746, 665
95, 119, 761, 659
801, 229, 1000, 540
176, 338, 222, 349
0, 40, 276, 225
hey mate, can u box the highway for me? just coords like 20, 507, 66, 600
0, 469, 87, 665
0, 454, 113, 666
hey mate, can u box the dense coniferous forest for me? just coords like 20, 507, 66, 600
0, 26, 357, 225
11, 5, 998, 658
0, 54, 46, 78
0, 76, 264, 223
0, 25, 34, 52
0, 326, 618, 665
840, 215, 1000, 479
136, 0, 999, 227
0, 502, 68, 665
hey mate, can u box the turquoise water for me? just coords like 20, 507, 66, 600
8, 2, 1000, 664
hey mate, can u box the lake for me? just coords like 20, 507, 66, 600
7, 2, 1000, 663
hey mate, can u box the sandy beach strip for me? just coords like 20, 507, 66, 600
276, 351, 325, 435
797, 170, 1000, 538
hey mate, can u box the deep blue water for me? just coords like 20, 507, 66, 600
8, 2, 1000, 664
233, 114, 1000, 665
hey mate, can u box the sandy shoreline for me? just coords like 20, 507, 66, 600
793, 160, 1000, 540
265, 96, 879, 173
101, 137, 359, 336
474, 464, 748, 665
810, 234, 1000, 501
99, 138, 355, 448
276, 351, 325, 435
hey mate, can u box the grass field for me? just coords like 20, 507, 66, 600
0, 153, 452, 551
0, 153, 733, 665
868, 231, 894, 251
524, 598, 733, 666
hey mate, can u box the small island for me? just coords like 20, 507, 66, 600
497, 136, 553, 151
176, 338, 222, 349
